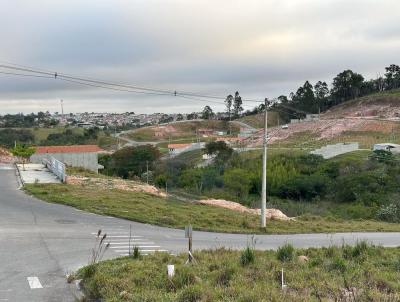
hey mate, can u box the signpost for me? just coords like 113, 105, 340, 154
185, 225, 193, 263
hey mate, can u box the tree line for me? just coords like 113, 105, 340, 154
198, 64, 400, 123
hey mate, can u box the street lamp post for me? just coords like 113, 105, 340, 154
261, 98, 268, 228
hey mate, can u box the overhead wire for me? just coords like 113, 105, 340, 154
0, 62, 263, 104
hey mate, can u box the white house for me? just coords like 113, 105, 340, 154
373, 143, 400, 154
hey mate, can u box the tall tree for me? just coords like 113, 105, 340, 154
225, 94, 233, 121
201, 106, 214, 120
314, 81, 329, 111
331, 70, 364, 105
233, 91, 243, 117
384, 64, 400, 90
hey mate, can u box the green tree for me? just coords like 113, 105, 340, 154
11, 144, 36, 170
233, 91, 243, 117
384, 64, 400, 90
223, 168, 252, 200
109, 145, 160, 179
201, 106, 214, 120
225, 94, 233, 121
204, 141, 233, 166
331, 70, 364, 105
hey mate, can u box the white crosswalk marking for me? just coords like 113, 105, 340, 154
93, 227, 168, 256
27, 277, 43, 289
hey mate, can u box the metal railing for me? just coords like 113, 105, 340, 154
43, 156, 66, 182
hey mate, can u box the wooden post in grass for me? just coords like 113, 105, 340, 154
185, 225, 193, 263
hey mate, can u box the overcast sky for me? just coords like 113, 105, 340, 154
1, 0, 399, 114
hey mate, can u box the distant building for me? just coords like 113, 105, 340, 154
238, 127, 257, 138
77, 122, 95, 129
197, 128, 214, 136
373, 143, 400, 153
168, 142, 205, 156
215, 131, 227, 136
30, 145, 104, 172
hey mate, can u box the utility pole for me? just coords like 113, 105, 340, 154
60, 99, 64, 116
261, 98, 268, 228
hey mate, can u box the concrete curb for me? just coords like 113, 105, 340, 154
14, 162, 24, 188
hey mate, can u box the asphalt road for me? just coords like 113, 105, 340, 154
1, 163, 400, 301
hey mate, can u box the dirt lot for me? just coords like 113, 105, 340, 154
0, 147, 15, 163
66, 175, 166, 197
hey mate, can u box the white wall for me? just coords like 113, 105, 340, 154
31, 152, 99, 172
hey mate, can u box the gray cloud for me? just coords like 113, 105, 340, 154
0, 0, 400, 114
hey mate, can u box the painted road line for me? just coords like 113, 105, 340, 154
115, 249, 168, 253
27, 277, 43, 289
110, 242, 154, 245
110, 245, 160, 249
91, 234, 143, 238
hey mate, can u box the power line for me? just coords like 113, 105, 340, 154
0, 62, 263, 104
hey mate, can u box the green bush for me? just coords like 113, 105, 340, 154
278, 175, 328, 200
327, 257, 347, 273
377, 202, 400, 222
240, 247, 255, 266
277, 243, 295, 262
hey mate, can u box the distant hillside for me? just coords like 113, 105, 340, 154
324, 90, 400, 119
123, 120, 240, 142
237, 111, 281, 129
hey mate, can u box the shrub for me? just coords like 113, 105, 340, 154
377, 202, 400, 222
173, 267, 197, 289
277, 243, 295, 262
342, 241, 371, 259
215, 265, 236, 287
132, 246, 140, 259
240, 247, 255, 266
327, 257, 347, 273
277, 175, 327, 200
177, 285, 203, 302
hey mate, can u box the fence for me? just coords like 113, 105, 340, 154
43, 156, 66, 182
310, 142, 359, 159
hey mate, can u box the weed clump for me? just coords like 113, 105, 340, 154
177, 285, 203, 302
277, 243, 295, 262
240, 247, 255, 266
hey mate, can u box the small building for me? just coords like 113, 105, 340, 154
197, 128, 214, 137
30, 145, 104, 173
77, 122, 95, 129
168, 142, 205, 156
215, 130, 227, 136
373, 143, 400, 154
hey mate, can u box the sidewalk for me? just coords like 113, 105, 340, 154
17, 163, 61, 184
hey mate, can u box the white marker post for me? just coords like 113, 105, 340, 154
167, 265, 175, 278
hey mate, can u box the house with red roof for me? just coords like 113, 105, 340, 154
30, 145, 104, 173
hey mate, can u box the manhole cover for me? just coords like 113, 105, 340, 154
55, 219, 76, 224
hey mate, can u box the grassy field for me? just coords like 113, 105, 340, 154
78, 243, 400, 301
25, 183, 400, 234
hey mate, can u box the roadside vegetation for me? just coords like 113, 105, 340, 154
25, 181, 400, 234
25, 142, 400, 234
77, 242, 400, 301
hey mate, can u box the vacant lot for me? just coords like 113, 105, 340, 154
78, 243, 400, 301
25, 183, 400, 234
124, 120, 238, 142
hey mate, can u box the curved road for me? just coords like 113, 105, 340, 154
1, 164, 400, 301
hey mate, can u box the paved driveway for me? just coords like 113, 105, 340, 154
0, 163, 400, 301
